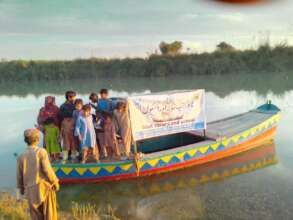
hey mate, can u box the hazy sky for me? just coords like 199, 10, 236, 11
0, 0, 292, 60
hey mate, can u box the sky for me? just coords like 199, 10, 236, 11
0, 0, 292, 60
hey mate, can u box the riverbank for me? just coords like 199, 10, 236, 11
0, 192, 120, 220
0, 44, 292, 82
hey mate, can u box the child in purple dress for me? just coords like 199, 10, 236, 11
103, 113, 120, 160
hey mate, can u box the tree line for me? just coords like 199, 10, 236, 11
0, 42, 293, 82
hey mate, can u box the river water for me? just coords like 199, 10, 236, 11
1, 73, 293, 219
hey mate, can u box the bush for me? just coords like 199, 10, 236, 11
0, 192, 29, 220
0, 192, 120, 220
0, 43, 293, 82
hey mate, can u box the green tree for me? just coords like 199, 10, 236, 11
159, 41, 183, 55
216, 42, 236, 52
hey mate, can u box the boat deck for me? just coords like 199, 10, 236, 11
144, 110, 276, 159
192, 110, 274, 140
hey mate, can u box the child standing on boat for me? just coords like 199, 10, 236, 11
96, 89, 112, 158
43, 117, 61, 161
75, 104, 99, 163
59, 91, 78, 162
73, 99, 83, 122
89, 92, 99, 121
73, 99, 83, 154
98, 89, 112, 114
114, 102, 132, 158
103, 113, 120, 160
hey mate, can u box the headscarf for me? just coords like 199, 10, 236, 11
45, 96, 55, 108
37, 96, 59, 126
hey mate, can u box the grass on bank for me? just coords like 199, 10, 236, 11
0, 192, 28, 220
0, 192, 120, 220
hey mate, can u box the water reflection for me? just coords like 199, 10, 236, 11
0, 72, 292, 97
58, 141, 277, 219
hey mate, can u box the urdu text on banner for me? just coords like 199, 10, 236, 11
127, 90, 206, 141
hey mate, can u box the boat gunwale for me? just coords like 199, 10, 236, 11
58, 127, 278, 184
53, 111, 280, 169
138, 111, 280, 160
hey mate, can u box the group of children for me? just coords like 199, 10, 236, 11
37, 89, 132, 164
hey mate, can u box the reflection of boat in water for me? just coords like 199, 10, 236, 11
136, 141, 277, 196
53, 90, 280, 183
59, 142, 277, 195
58, 142, 277, 219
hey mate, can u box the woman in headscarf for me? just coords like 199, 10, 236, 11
37, 96, 60, 148
37, 96, 59, 128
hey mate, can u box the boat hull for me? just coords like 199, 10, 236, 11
53, 112, 280, 184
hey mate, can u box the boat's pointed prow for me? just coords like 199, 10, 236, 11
256, 101, 280, 114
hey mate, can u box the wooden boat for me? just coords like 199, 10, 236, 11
53, 90, 280, 184
58, 142, 277, 206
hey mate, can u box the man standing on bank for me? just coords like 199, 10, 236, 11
17, 128, 59, 220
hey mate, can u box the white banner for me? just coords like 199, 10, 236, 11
127, 90, 206, 141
